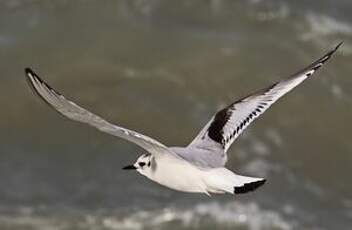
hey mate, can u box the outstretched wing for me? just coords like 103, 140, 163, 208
187, 43, 341, 165
25, 68, 171, 156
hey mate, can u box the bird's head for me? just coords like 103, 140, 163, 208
122, 153, 153, 176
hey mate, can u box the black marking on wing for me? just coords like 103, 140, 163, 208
234, 179, 266, 194
203, 43, 342, 149
207, 107, 232, 143
207, 96, 271, 148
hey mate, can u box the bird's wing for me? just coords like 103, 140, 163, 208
187, 43, 341, 165
25, 68, 171, 156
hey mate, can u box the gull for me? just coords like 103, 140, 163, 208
25, 43, 341, 196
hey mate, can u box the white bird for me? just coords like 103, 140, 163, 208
25, 43, 341, 196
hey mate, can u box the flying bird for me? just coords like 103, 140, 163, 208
25, 43, 341, 196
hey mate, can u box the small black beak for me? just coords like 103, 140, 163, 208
122, 165, 137, 170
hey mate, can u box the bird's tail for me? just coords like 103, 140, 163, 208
204, 168, 266, 195
231, 174, 266, 194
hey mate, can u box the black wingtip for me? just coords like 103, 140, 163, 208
234, 179, 266, 194
325, 42, 343, 60
24, 67, 57, 109
303, 42, 342, 75
335, 41, 343, 51
24, 67, 40, 89
24, 67, 37, 88
25, 67, 35, 76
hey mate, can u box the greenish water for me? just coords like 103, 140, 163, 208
0, 0, 352, 229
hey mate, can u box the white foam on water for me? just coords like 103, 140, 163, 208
98, 201, 295, 230
0, 213, 63, 230
330, 84, 344, 99
242, 158, 282, 177
264, 128, 283, 147
253, 142, 269, 156
300, 12, 352, 54
0, 201, 297, 230
254, 3, 290, 22
304, 13, 352, 37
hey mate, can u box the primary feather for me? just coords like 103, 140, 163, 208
184, 43, 341, 167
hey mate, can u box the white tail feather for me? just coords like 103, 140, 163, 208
204, 168, 266, 194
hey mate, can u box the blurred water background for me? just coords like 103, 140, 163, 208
0, 0, 352, 229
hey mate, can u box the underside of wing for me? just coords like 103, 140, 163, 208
188, 43, 341, 162
25, 68, 171, 155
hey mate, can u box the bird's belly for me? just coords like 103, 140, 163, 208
148, 159, 206, 193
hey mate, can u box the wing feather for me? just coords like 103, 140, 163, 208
25, 68, 170, 155
188, 43, 341, 160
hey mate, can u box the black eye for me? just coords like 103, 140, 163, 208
139, 162, 146, 167
147, 161, 151, 167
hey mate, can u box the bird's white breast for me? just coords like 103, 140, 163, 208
145, 154, 208, 193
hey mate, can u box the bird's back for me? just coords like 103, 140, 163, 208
169, 146, 227, 168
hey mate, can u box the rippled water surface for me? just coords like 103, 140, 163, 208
0, 0, 352, 229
